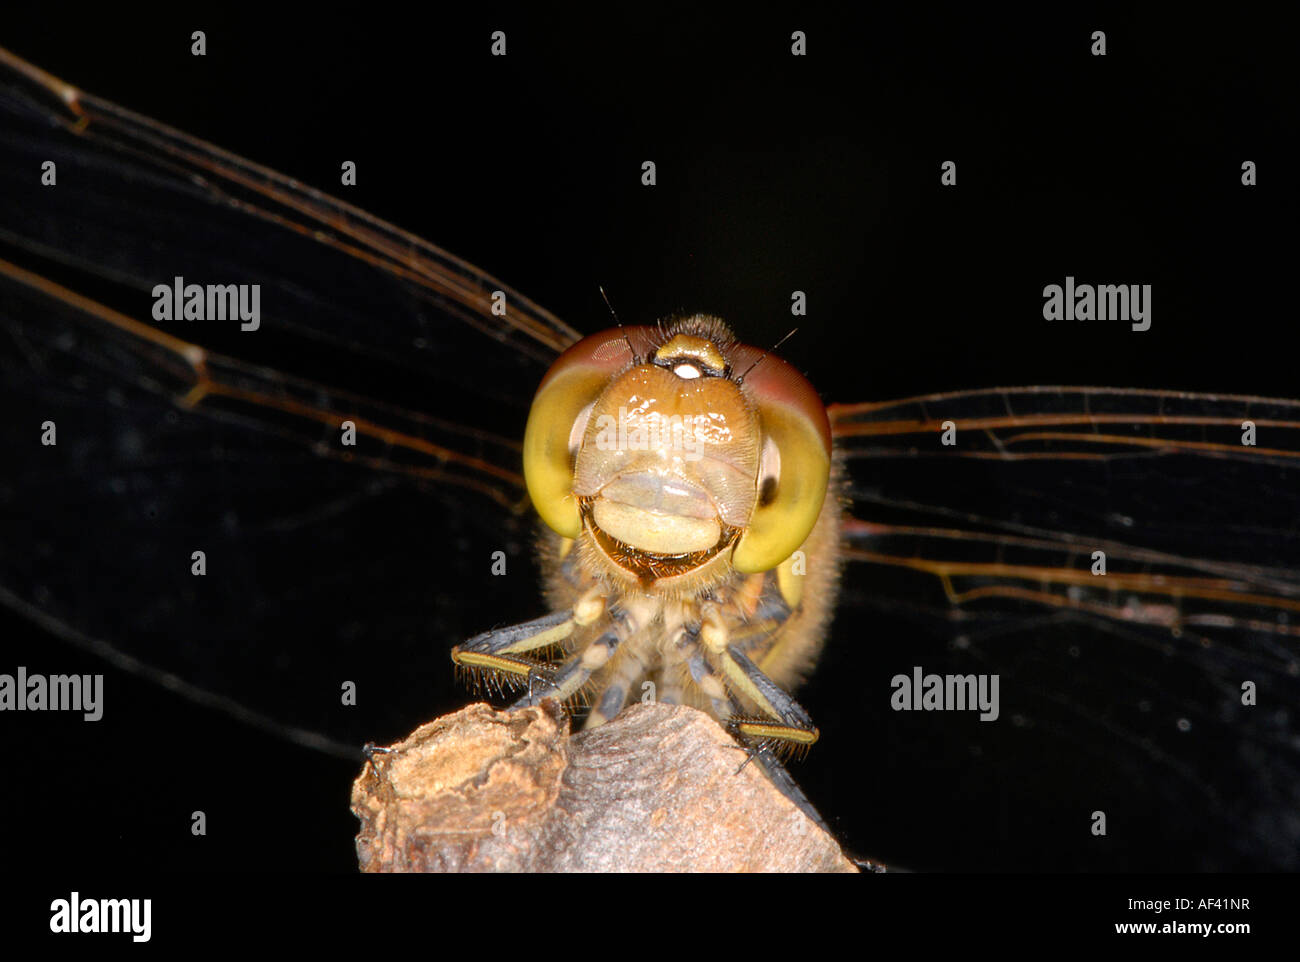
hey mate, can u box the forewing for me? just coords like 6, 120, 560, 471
0, 49, 575, 750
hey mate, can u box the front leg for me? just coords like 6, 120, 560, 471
695, 602, 820, 757
511, 618, 623, 709
450, 588, 605, 695
719, 645, 820, 758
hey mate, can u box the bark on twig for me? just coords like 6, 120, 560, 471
351, 700, 857, 872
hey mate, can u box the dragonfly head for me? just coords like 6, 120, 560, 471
523, 315, 832, 584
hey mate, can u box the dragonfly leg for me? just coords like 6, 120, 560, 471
450, 589, 605, 693
512, 619, 623, 709
696, 603, 819, 756
450, 610, 574, 693
745, 745, 836, 837
681, 627, 736, 721
719, 645, 819, 757
582, 643, 650, 728
361, 742, 395, 776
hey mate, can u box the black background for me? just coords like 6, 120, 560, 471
0, 4, 1294, 882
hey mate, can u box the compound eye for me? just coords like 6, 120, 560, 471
523, 327, 656, 538
730, 349, 832, 574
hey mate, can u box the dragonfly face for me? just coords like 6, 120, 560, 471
0, 20, 1294, 872
453, 316, 841, 770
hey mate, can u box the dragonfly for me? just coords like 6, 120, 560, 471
0, 39, 1296, 873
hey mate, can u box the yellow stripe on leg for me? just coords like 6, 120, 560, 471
450, 650, 539, 678
734, 721, 819, 746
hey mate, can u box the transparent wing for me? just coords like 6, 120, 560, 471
0, 47, 575, 753
0, 47, 579, 365
822, 388, 1300, 869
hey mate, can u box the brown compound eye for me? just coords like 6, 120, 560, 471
522, 327, 658, 538
729, 346, 832, 574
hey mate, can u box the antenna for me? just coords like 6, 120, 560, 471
599, 285, 638, 361
737, 327, 798, 382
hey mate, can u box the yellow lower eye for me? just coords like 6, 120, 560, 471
523, 368, 600, 539
732, 407, 830, 573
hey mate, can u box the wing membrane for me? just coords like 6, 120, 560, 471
0, 47, 566, 749
0, 257, 527, 508
831, 386, 1300, 617
0, 46, 580, 366
832, 386, 1300, 463
827, 387, 1300, 868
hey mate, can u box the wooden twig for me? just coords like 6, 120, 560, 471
352, 700, 857, 872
